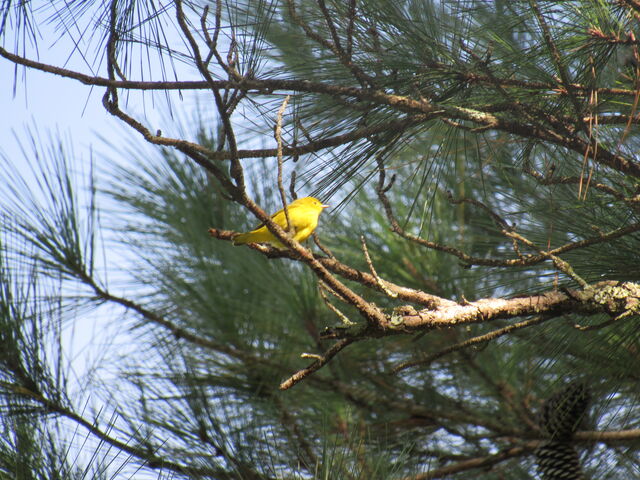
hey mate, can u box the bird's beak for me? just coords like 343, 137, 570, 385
321, 204, 330, 209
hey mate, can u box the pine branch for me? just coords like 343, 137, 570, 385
3, 49, 640, 177
377, 164, 640, 267
0, 381, 234, 478
208, 227, 449, 308
279, 338, 359, 390
320, 281, 639, 338
2, 46, 638, 98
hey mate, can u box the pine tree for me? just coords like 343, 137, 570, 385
1, 1, 639, 478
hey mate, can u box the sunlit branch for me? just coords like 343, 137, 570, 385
321, 281, 640, 340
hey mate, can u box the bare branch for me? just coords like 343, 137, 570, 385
319, 282, 356, 325
360, 235, 398, 298
280, 338, 359, 390
322, 281, 640, 339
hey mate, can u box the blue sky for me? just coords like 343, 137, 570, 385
1, 53, 118, 159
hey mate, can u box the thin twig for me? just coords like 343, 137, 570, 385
446, 192, 511, 230
360, 236, 398, 298
319, 279, 352, 305
524, 164, 639, 205
393, 316, 552, 373
379, 167, 639, 272
200, 5, 213, 65
313, 233, 336, 259
175, 0, 245, 193
506, 230, 589, 288
345, 0, 357, 59
289, 171, 298, 200
319, 283, 356, 325
276, 95, 292, 231
280, 338, 358, 390
289, 0, 373, 86
571, 309, 635, 331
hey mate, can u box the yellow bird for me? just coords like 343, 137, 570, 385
233, 197, 329, 248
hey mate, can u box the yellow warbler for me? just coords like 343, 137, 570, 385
233, 197, 329, 248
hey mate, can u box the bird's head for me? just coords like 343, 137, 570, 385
292, 196, 330, 211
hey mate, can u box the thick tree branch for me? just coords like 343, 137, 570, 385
209, 225, 640, 358
323, 281, 640, 339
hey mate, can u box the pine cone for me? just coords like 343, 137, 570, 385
539, 381, 590, 441
535, 442, 585, 480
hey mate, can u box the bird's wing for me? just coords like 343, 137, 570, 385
250, 203, 301, 231
270, 204, 303, 230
